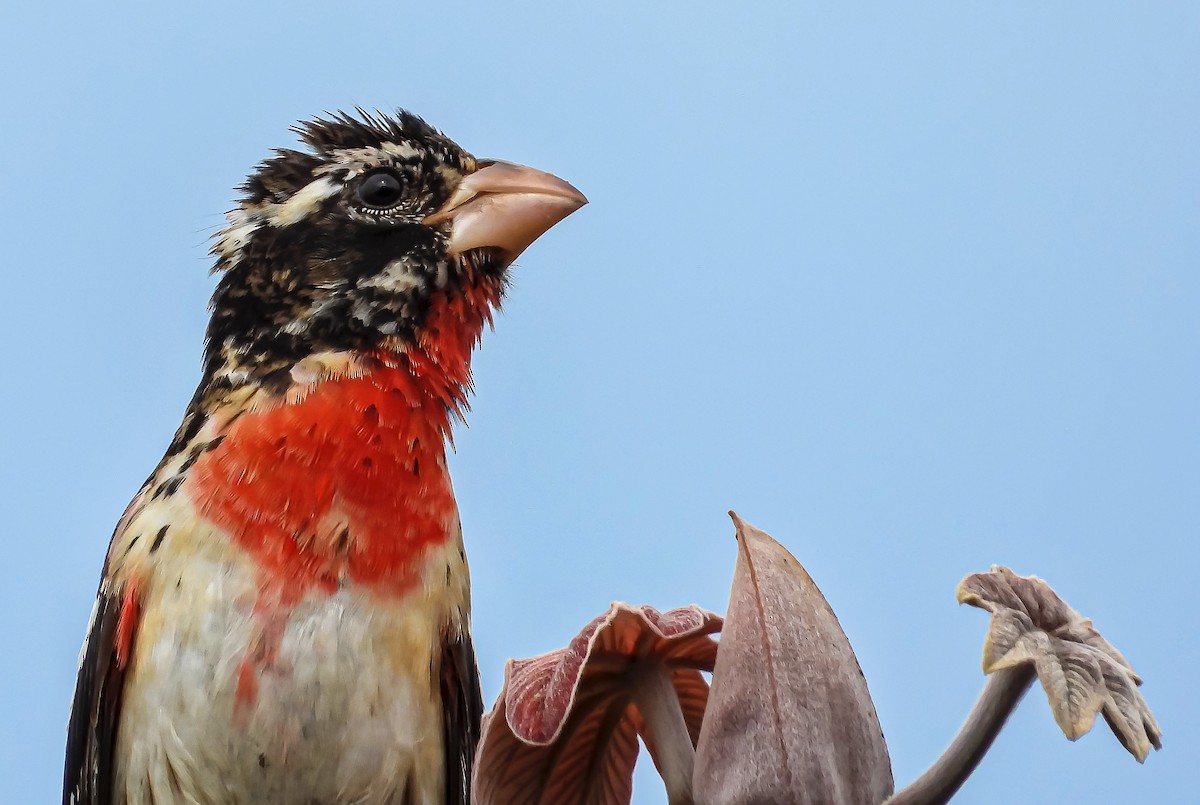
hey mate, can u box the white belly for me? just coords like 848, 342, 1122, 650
113, 533, 468, 805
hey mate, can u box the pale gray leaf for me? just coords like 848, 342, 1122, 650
957, 566, 1161, 761
693, 513, 893, 804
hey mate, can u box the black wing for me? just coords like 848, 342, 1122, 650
441, 627, 483, 805
64, 583, 128, 805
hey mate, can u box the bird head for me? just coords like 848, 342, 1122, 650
203, 110, 585, 390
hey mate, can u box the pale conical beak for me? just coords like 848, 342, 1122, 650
425, 160, 587, 263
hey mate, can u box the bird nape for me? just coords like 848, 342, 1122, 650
64, 110, 586, 805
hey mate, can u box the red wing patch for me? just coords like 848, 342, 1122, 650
113, 581, 140, 670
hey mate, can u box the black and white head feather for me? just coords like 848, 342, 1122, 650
204, 109, 501, 391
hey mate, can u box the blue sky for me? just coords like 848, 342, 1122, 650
2, 2, 1196, 802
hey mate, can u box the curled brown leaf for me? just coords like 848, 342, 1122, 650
471, 603, 721, 805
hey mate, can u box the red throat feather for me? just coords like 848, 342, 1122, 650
187, 284, 499, 599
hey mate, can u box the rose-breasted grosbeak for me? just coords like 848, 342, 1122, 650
64, 111, 585, 805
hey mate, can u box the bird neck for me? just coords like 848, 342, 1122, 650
185, 281, 502, 599
389, 281, 502, 422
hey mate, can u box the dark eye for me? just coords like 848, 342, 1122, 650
356, 169, 405, 210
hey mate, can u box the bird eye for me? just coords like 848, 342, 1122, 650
356, 169, 406, 210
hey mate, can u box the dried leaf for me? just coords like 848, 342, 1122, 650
694, 513, 893, 804
958, 566, 1162, 761
472, 604, 722, 805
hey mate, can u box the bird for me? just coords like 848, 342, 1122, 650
64, 110, 586, 805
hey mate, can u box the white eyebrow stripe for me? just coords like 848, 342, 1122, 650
327, 142, 422, 166
268, 176, 341, 227
381, 141, 421, 160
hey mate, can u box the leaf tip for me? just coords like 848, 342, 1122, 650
954, 577, 977, 606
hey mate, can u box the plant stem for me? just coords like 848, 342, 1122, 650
885, 666, 1036, 805
631, 659, 695, 805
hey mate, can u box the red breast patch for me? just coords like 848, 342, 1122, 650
187, 286, 497, 599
